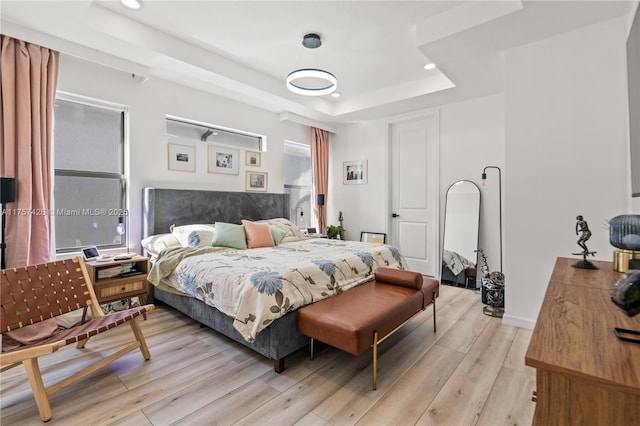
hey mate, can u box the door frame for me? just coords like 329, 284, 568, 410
385, 108, 440, 276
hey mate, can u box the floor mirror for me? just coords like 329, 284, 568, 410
441, 180, 481, 288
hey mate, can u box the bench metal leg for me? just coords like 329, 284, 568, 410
310, 337, 315, 361
372, 331, 378, 390
433, 296, 437, 333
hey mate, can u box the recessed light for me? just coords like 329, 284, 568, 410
121, 0, 142, 10
424, 63, 436, 70
331, 92, 341, 98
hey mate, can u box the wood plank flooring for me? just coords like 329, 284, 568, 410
1, 285, 536, 425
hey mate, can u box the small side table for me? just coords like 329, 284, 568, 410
84, 255, 149, 320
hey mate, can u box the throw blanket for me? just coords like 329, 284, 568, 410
148, 239, 405, 342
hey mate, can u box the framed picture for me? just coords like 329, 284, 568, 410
168, 142, 196, 172
361, 232, 386, 244
208, 145, 239, 175
245, 150, 261, 167
246, 171, 268, 192
343, 160, 368, 185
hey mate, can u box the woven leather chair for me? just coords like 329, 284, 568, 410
0, 257, 154, 421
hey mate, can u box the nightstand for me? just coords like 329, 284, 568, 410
83, 255, 149, 320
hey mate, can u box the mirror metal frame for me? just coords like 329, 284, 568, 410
441, 180, 481, 288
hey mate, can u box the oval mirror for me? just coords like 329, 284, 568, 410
441, 180, 481, 288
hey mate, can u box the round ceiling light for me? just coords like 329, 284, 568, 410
287, 68, 337, 96
287, 33, 337, 96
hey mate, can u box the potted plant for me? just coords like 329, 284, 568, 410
326, 225, 342, 239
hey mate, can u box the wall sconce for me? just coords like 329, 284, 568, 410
116, 216, 126, 236
296, 207, 304, 224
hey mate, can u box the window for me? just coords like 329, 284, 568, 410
53, 95, 128, 253
166, 116, 265, 151
284, 141, 312, 229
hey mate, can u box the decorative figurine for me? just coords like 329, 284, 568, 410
338, 211, 345, 241
572, 214, 599, 269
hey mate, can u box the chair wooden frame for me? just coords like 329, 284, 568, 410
0, 257, 154, 422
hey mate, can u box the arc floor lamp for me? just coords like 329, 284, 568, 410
481, 166, 504, 318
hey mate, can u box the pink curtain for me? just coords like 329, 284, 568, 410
1, 36, 59, 268
311, 127, 329, 234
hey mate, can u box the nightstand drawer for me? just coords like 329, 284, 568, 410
99, 280, 145, 299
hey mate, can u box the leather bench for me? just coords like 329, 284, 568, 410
297, 267, 439, 389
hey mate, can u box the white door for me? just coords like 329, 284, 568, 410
389, 112, 439, 277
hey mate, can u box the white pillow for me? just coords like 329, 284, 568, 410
170, 224, 216, 248
141, 233, 181, 255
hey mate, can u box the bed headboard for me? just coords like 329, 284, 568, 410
142, 188, 290, 237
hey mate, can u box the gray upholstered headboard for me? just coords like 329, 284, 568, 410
142, 188, 290, 237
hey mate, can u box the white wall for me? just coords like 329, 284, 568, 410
439, 94, 505, 274
331, 94, 505, 273
332, 14, 635, 329
57, 56, 309, 252
503, 16, 632, 328
328, 120, 389, 240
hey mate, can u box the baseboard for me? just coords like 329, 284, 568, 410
502, 313, 536, 330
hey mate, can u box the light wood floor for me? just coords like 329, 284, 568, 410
1, 285, 536, 425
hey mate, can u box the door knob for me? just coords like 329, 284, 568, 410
392, 213, 400, 218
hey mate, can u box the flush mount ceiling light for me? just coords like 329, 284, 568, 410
287, 34, 337, 96
121, 0, 142, 9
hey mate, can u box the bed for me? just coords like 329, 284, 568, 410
142, 188, 404, 372
441, 249, 477, 288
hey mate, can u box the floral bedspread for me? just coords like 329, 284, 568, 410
148, 239, 405, 342
442, 249, 475, 276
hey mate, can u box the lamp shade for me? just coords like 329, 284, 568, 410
0, 178, 16, 203
317, 194, 325, 206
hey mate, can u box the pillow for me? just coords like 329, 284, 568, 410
374, 268, 423, 290
242, 220, 275, 248
260, 218, 307, 239
170, 224, 216, 248
212, 222, 247, 250
141, 233, 181, 255
269, 225, 287, 245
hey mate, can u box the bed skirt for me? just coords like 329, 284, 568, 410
150, 285, 310, 372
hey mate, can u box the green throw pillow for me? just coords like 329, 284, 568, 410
212, 222, 247, 250
269, 225, 287, 245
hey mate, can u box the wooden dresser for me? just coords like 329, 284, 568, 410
525, 257, 640, 425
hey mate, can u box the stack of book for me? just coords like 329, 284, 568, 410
97, 262, 136, 279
